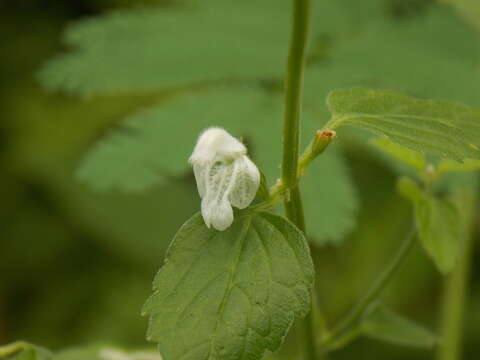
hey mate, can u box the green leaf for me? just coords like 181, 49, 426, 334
398, 177, 463, 273
301, 149, 359, 245
142, 211, 314, 360
325, 87, 480, 162
38, 0, 295, 95
361, 304, 437, 348
0, 342, 51, 360
369, 137, 426, 172
397, 177, 424, 204
39, 0, 381, 97
53, 345, 161, 360
438, 158, 480, 174
76, 87, 277, 192
442, 0, 480, 31
304, 5, 480, 110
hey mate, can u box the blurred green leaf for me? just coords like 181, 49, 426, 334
38, 0, 295, 95
52, 171, 198, 266
76, 87, 276, 191
326, 87, 480, 161
142, 211, 314, 360
305, 5, 480, 108
397, 177, 424, 204
38, 0, 388, 96
53, 345, 161, 360
441, 0, 480, 30
369, 137, 426, 172
0, 342, 51, 360
418, 195, 462, 275
301, 149, 359, 245
361, 304, 437, 348
398, 177, 463, 273
438, 158, 480, 174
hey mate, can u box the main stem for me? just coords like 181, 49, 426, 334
281, 0, 314, 359
282, 0, 311, 189
437, 191, 477, 360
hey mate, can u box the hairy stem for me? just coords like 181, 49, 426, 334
319, 226, 417, 351
437, 190, 477, 360
281, 0, 316, 359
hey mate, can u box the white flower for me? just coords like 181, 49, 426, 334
189, 127, 260, 231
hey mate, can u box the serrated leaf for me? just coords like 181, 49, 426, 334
398, 177, 463, 273
369, 137, 426, 172
361, 304, 437, 348
0, 342, 51, 360
305, 5, 480, 108
325, 87, 480, 161
76, 87, 277, 192
39, 0, 295, 95
142, 211, 314, 360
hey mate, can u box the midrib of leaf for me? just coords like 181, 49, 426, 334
206, 215, 252, 360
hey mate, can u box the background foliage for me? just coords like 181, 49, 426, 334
1, 0, 479, 359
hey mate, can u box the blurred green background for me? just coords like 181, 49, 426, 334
0, 0, 479, 359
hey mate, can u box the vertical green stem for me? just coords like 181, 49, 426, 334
281, 0, 314, 359
437, 191, 477, 360
282, 0, 311, 189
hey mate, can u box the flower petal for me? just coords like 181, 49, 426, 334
192, 162, 207, 198
201, 196, 233, 231
189, 127, 246, 164
228, 155, 260, 209
201, 160, 235, 230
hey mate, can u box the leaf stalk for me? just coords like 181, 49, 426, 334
319, 226, 417, 352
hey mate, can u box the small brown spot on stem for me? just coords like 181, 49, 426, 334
316, 130, 337, 139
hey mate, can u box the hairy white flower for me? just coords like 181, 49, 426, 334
189, 127, 260, 231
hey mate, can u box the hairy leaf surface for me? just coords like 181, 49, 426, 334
326, 88, 480, 161
142, 212, 314, 360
